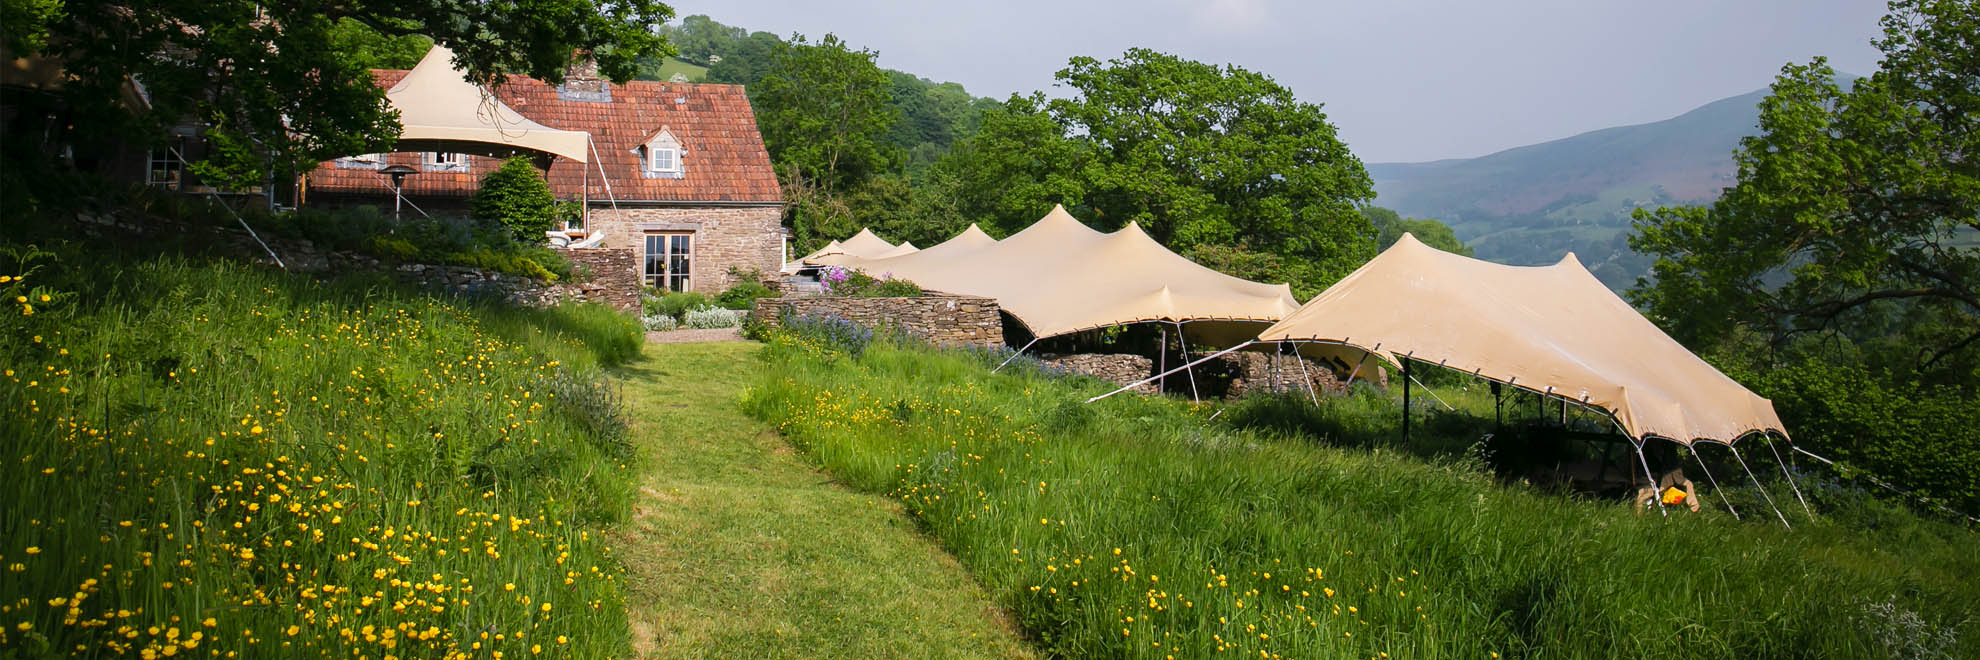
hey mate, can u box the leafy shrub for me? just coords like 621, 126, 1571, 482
874, 277, 922, 297
470, 157, 559, 241
368, 235, 419, 259
647, 290, 708, 319
642, 314, 680, 332
714, 280, 776, 310
683, 305, 747, 329
1725, 357, 1980, 516
819, 266, 921, 297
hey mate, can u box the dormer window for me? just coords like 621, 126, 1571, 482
637, 127, 684, 178
649, 146, 679, 172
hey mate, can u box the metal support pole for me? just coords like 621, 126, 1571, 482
1691, 446, 1740, 520
1634, 441, 1669, 517
1402, 359, 1412, 445
993, 337, 1041, 373
1765, 435, 1815, 519
1157, 326, 1167, 392
1088, 340, 1258, 404
1292, 342, 1320, 405
1174, 321, 1199, 404
1730, 445, 1792, 528
1275, 340, 1290, 392
1493, 382, 1503, 430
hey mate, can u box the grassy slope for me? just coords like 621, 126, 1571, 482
742, 332, 1980, 659
0, 245, 642, 657
610, 341, 1035, 659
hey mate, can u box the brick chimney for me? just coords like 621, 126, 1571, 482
558, 52, 611, 102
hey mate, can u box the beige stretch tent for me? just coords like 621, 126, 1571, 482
811, 206, 1299, 346
793, 228, 902, 266
385, 46, 591, 163
1257, 233, 1788, 446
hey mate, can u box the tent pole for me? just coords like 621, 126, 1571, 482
1692, 445, 1741, 520
1343, 343, 1375, 386
1157, 326, 1167, 393
1089, 340, 1257, 404
1493, 382, 1503, 430
1730, 444, 1792, 528
1633, 440, 1669, 518
1765, 434, 1815, 519
1174, 321, 1199, 404
588, 137, 619, 210
1275, 338, 1290, 390
1402, 359, 1412, 445
581, 139, 591, 230
1292, 342, 1320, 406
993, 337, 1041, 373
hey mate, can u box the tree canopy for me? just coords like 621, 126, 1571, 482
3, 0, 676, 181
1629, 0, 1978, 384
934, 48, 1376, 296
1363, 207, 1473, 256
1629, 0, 1979, 513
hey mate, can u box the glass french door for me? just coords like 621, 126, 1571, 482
644, 233, 693, 292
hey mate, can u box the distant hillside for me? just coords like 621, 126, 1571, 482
1369, 87, 1776, 289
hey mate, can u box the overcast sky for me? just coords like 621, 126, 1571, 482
669, 0, 1888, 163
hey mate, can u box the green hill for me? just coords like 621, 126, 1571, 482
1369, 87, 1785, 289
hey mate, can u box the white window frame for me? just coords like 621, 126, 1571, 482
648, 146, 679, 173
425, 152, 468, 171
146, 148, 183, 190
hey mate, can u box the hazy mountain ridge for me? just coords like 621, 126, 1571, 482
1368, 86, 1777, 288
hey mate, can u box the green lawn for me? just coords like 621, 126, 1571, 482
611, 341, 1035, 659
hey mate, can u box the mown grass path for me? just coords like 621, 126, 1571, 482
610, 341, 1036, 659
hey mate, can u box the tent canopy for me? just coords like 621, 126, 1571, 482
790, 228, 902, 270
384, 46, 591, 163
812, 206, 1300, 343
1258, 233, 1787, 445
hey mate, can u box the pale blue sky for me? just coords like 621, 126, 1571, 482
669, 0, 1887, 163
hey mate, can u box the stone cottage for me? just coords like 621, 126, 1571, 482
305, 62, 786, 295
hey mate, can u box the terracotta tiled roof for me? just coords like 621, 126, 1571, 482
306, 70, 783, 205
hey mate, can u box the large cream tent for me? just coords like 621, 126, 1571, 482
1257, 233, 1788, 446
811, 206, 1300, 345
791, 228, 901, 267
385, 46, 592, 163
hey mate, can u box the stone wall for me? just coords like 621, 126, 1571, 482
587, 205, 785, 295
1208, 352, 1352, 399
1043, 354, 1157, 394
562, 248, 640, 312
750, 295, 1004, 347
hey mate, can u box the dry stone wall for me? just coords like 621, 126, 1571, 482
561, 248, 640, 312
1043, 354, 1157, 394
1209, 352, 1354, 399
750, 295, 1004, 347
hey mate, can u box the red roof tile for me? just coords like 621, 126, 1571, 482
306, 70, 783, 204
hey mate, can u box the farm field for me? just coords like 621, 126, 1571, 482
741, 321, 1980, 659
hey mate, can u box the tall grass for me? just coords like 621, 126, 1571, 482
742, 329, 1980, 659
0, 243, 642, 657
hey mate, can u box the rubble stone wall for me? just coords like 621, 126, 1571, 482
749, 295, 1004, 347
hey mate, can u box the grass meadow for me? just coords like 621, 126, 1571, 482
0, 244, 642, 658
741, 323, 1980, 659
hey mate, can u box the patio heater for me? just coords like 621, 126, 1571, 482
379, 164, 420, 219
